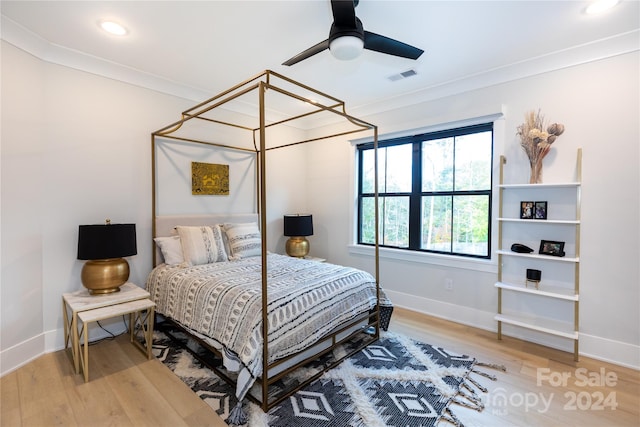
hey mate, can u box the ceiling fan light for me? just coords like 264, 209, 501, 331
329, 36, 364, 61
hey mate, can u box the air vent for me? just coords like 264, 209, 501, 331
388, 69, 418, 82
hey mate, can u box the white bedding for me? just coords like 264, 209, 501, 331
146, 253, 391, 401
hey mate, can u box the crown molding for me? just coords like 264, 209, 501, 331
351, 29, 640, 118
3, 15, 638, 126
1, 15, 211, 102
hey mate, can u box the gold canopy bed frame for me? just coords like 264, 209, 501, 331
150, 70, 381, 416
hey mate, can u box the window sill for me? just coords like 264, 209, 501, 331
348, 244, 497, 273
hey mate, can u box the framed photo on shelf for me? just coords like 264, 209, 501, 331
534, 201, 548, 220
539, 240, 565, 257
520, 201, 534, 219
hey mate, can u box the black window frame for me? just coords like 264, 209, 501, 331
357, 122, 494, 259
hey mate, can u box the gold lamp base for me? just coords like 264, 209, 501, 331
81, 258, 130, 295
286, 236, 309, 258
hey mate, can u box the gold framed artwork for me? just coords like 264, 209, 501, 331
191, 162, 229, 195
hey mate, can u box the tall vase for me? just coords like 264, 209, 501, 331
529, 160, 543, 184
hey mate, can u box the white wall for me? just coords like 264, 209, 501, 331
306, 51, 640, 368
0, 41, 188, 371
1, 38, 46, 366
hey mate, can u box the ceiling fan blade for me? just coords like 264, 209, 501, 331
283, 1, 424, 66
363, 31, 424, 60
282, 39, 330, 66
331, 0, 357, 28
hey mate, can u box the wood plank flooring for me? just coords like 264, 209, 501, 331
2, 307, 638, 426
1, 335, 225, 427
391, 307, 639, 427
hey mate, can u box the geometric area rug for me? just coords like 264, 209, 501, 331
153, 328, 505, 427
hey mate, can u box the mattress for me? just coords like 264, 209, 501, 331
145, 253, 391, 401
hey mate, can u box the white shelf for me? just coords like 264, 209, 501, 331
498, 217, 580, 225
496, 150, 582, 361
499, 182, 580, 189
495, 313, 578, 340
495, 281, 578, 301
496, 249, 579, 263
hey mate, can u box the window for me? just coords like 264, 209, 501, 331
357, 123, 493, 258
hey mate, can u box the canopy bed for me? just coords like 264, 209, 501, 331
149, 70, 388, 423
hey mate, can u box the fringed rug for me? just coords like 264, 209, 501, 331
152, 326, 504, 427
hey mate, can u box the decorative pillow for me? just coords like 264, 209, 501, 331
153, 236, 184, 265
176, 225, 228, 265
218, 223, 233, 258
223, 222, 262, 259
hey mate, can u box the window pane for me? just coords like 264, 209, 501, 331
360, 196, 409, 247
421, 196, 452, 251
360, 196, 376, 244
362, 145, 413, 194
384, 144, 412, 193
454, 131, 492, 191
361, 149, 376, 194
452, 195, 489, 256
422, 138, 453, 192
382, 196, 409, 247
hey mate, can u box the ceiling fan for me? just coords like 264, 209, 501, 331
282, 0, 424, 66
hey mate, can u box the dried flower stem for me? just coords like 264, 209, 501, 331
516, 109, 564, 183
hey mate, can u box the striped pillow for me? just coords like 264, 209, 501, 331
223, 222, 261, 259
176, 225, 228, 265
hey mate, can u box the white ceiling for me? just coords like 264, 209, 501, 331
2, 1, 639, 120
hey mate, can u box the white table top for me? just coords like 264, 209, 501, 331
63, 283, 150, 313
78, 298, 155, 323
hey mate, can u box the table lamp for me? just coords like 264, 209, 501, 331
284, 214, 313, 258
77, 220, 137, 294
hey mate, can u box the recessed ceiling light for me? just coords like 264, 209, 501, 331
585, 0, 620, 15
99, 20, 128, 36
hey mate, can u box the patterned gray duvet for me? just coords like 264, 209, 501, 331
145, 253, 391, 401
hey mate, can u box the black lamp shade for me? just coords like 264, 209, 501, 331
283, 214, 313, 237
77, 224, 137, 260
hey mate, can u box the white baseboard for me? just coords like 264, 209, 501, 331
580, 332, 640, 370
385, 289, 640, 370
385, 289, 496, 332
1, 333, 45, 377
45, 326, 65, 354
1, 322, 129, 377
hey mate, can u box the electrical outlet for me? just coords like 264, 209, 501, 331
445, 278, 453, 291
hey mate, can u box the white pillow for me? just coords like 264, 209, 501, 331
154, 236, 184, 265
176, 225, 228, 265
223, 222, 262, 259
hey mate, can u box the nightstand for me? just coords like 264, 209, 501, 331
304, 256, 326, 262
62, 283, 155, 382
